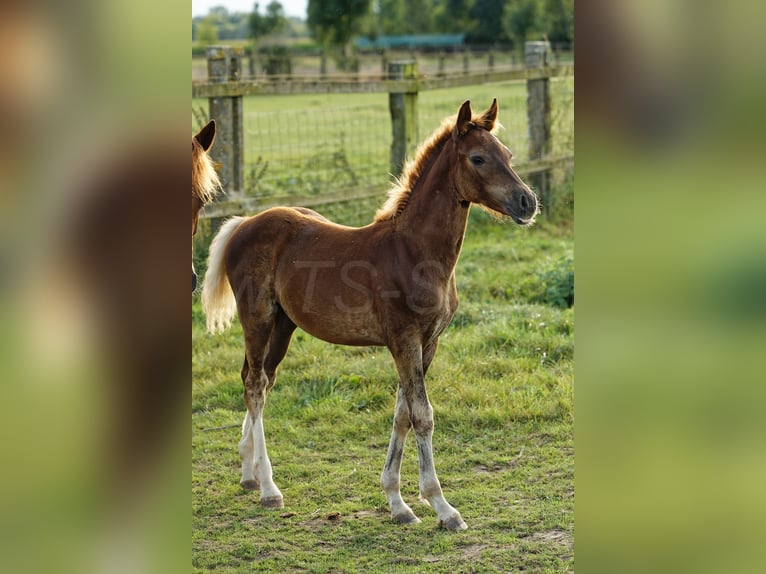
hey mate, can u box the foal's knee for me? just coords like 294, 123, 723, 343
410, 405, 434, 436
411, 417, 434, 436
393, 410, 411, 434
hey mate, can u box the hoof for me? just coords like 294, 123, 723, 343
392, 512, 421, 525
240, 479, 260, 492
260, 496, 284, 509
439, 514, 468, 531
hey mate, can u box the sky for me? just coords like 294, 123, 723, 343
192, 0, 308, 19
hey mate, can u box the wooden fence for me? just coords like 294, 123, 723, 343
192, 41, 573, 218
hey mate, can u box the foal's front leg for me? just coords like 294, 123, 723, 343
388, 343, 467, 531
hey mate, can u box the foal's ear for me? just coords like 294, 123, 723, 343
194, 120, 216, 152
453, 100, 473, 140
480, 98, 498, 130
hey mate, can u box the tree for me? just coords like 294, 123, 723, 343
249, 3, 289, 77
250, 2, 287, 42
375, 0, 406, 35
197, 15, 219, 47
469, 0, 511, 44
433, 0, 473, 35
504, 0, 542, 54
542, 0, 573, 45
308, 0, 372, 70
404, 0, 434, 34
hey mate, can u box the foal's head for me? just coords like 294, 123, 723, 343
192, 120, 220, 291
452, 100, 538, 225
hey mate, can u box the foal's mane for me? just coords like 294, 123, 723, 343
192, 137, 221, 204
373, 110, 496, 223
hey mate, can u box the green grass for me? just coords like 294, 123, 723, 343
192, 208, 573, 572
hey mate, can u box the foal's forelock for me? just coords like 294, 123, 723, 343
192, 141, 221, 205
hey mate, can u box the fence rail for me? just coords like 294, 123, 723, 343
193, 42, 573, 219
191, 66, 573, 98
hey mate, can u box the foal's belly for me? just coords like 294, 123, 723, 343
280, 296, 386, 347
276, 264, 387, 346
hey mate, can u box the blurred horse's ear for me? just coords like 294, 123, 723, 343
453, 100, 473, 141
479, 98, 498, 130
194, 120, 216, 152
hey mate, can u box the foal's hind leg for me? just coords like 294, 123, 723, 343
263, 308, 297, 391
240, 310, 296, 490
239, 307, 296, 507
236, 306, 285, 508
239, 356, 259, 492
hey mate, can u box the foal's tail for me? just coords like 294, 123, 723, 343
202, 216, 246, 334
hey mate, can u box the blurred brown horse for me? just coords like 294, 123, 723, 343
202, 100, 538, 530
192, 120, 220, 291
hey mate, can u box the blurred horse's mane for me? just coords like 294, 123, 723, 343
192, 138, 221, 205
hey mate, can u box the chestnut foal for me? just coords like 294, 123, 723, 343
202, 100, 538, 530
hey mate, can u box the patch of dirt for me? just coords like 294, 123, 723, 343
350, 509, 386, 520
194, 539, 223, 553
529, 529, 572, 549
299, 511, 345, 529
424, 543, 496, 564
459, 543, 490, 559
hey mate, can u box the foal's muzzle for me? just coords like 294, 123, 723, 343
509, 188, 539, 226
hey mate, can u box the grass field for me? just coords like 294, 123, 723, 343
192, 206, 574, 572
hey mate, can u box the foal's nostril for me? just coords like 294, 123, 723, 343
520, 193, 530, 212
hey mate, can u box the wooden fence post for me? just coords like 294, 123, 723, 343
463, 48, 470, 75
207, 46, 244, 196
320, 49, 328, 79
525, 41, 551, 207
388, 60, 419, 176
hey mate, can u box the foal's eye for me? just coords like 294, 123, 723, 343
470, 155, 485, 166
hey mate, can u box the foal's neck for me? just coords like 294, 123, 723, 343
396, 144, 470, 271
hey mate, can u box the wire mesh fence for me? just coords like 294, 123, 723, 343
418, 80, 531, 163
241, 103, 391, 202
